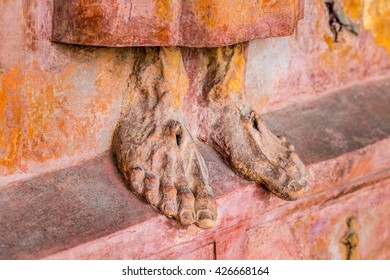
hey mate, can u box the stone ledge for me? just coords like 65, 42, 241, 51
1, 77, 390, 259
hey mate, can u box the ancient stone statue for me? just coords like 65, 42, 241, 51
53, 0, 309, 229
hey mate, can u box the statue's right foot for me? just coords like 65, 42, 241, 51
112, 47, 217, 229
113, 117, 217, 228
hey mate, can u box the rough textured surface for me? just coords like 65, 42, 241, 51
1, 77, 390, 259
52, 0, 304, 47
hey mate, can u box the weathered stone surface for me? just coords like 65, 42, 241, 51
1, 77, 390, 259
52, 0, 304, 47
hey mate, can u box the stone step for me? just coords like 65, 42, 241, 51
1, 77, 390, 259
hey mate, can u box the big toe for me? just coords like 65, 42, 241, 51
195, 194, 217, 229
277, 176, 308, 201
196, 210, 216, 229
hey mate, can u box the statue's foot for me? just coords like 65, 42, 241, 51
113, 116, 217, 228
184, 44, 309, 200
205, 105, 308, 200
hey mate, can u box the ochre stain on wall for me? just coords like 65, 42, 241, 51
23, 49, 126, 165
321, 36, 362, 72
344, 0, 363, 20
320, 0, 390, 72
25, 61, 77, 162
0, 66, 24, 174
363, 0, 390, 53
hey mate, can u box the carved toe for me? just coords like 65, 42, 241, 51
144, 174, 160, 206
178, 187, 196, 226
130, 167, 145, 195
159, 181, 178, 217
277, 178, 308, 201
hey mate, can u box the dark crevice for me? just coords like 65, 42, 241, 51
325, 0, 358, 43
252, 115, 260, 132
175, 127, 183, 147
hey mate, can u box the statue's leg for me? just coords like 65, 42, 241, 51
183, 44, 309, 201
112, 47, 216, 228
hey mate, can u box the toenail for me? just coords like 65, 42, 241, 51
196, 210, 216, 229
180, 210, 195, 225
286, 181, 306, 200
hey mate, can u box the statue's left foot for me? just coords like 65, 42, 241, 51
203, 105, 308, 201
187, 44, 309, 200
